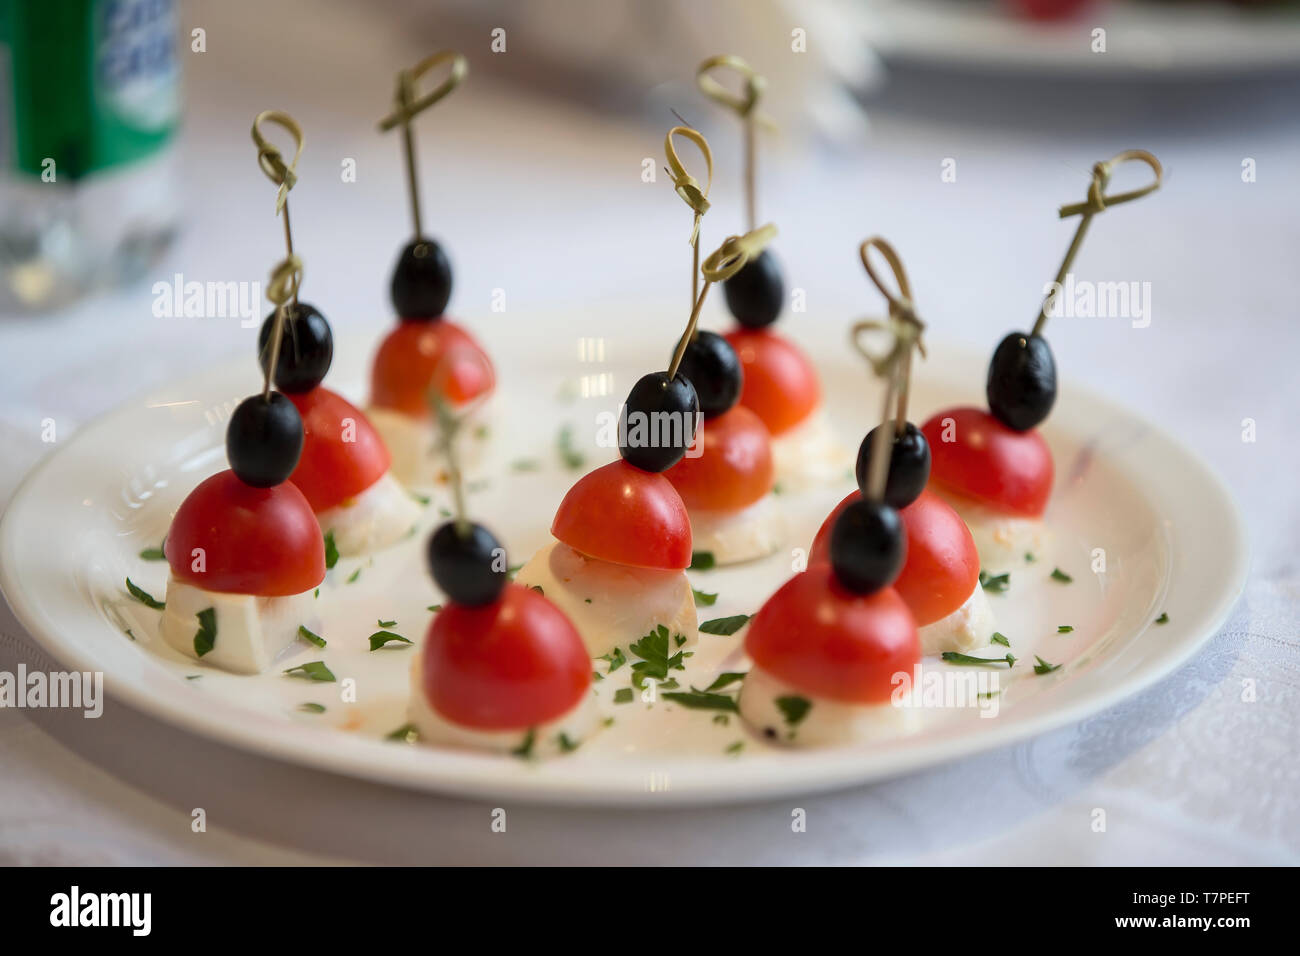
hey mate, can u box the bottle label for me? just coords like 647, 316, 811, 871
1, 0, 179, 181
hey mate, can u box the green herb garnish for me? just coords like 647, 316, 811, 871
298, 624, 326, 648
613, 688, 634, 704
628, 624, 686, 688
298, 702, 326, 714
557, 424, 585, 470
408, 490, 431, 506
1033, 656, 1061, 675
663, 691, 738, 712
699, 614, 750, 636
712, 714, 729, 726
125, 577, 165, 609
369, 630, 411, 651
284, 661, 336, 682
377, 618, 397, 628
427, 604, 442, 613
1057, 625, 1074, 633
138, 540, 166, 561
599, 646, 627, 673
776, 695, 812, 726
979, 571, 1010, 593
1050, 567, 1073, 583
323, 530, 339, 569
386, 723, 418, 743
511, 728, 536, 759
692, 588, 718, 606
700, 672, 746, 692
942, 651, 1016, 668
506, 564, 523, 581
556, 732, 579, 753
511, 458, 541, 472
193, 608, 216, 657
990, 632, 1010, 647
346, 567, 361, 584
1024, 551, 1036, 563
1155, 612, 1169, 625
690, 551, 716, 570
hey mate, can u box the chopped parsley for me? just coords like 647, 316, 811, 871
511, 458, 541, 473
125, 577, 165, 609
725, 741, 744, 755
1024, 551, 1036, 563
193, 608, 217, 658
386, 723, 418, 743
979, 571, 1010, 593
1050, 567, 1073, 583
1057, 625, 1074, 634
699, 614, 750, 636
700, 672, 746, 692
690, 551, 716, 570
297, 624, 326, 648
1033, 655, 1061, 675
691, 588, 718, 607
592, 670, 603, 681
427, 604, 442, 613
663, 691, 738, 712
942, 651, 1016, 668
712, 714, 729, 726
556, 732, 579, 753
990, 632, 1010, 647
776, 695, 812, 726
346, 567, 361, 584
377, 618, 397, 628
599, 646, 627, 673
474, 424, 490, 440
298, 702, 326, 714
323, 530, 339, 569
557, 424, 585, 470
613, 688, 634, 704
369, 630, 412, 651
628, 625, 686, 688
408, 490, 431, 506
1155, 612, 1169, 625
511, 728, 536, 759
284, 661, 336, 682
138, 539, 166, 561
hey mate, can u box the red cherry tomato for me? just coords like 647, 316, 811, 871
811, 489, 980, 627
370, 318, 495, 418
423, 583, 592, 730
286, 387, 391, 512
552, 459, 691, 570
723, 328, 821, 436
921, 406, 1053, 517
165, 470, 325, 596
664, 405, 774, 511
745, 564, 918, 704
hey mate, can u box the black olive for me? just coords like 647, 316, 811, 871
427, 520, 507, 607
986, 331, 1056, 431
723, 249, 784, 329
226, 392, 304, 488
829, 498, 905, 595
390, 237, 452, 318
854, 422, 931, 510
674, 330, 742, 419
257, 302, 333, 393
618, 371, 700, 473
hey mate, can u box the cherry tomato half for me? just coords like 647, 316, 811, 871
287, 386, 391, 512
370, 318, 495, 418
811, 489, 980, 627
664, 404, 774, 511
723, 328, 821, 437
165, 470, 325, 596
746, 563, 918, 704
921, 406, 1053, 517
423, 583, 592, 730
552, 459, 692, 570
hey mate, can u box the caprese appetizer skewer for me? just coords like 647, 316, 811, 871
250, 111, 419, 557
514, 229, 775, 656
161, 244, 324, 673
661, 126, 780, 565
739, 316, 921, 745
409, 406, 596, 757
810, 238, 994, 657
366, 51, 496, 487
697, 54, 844, 488
921, 150, 1163, 570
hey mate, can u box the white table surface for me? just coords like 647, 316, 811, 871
1, 0, 1297, 865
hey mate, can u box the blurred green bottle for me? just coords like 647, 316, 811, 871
0, 0, 179, 311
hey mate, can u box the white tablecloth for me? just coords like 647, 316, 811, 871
1, 0, 1296, 865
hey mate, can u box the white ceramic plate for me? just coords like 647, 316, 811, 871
865, 0, 1300, 77
0, 320, 1247, 807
